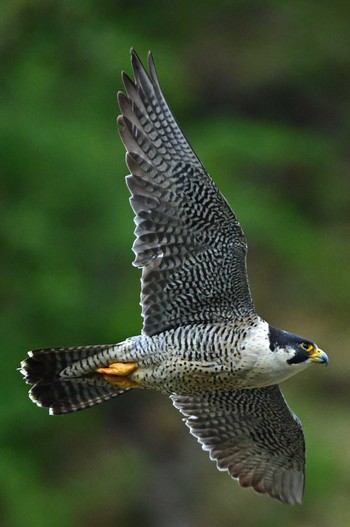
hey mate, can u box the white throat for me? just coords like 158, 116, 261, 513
238, 320, 310, 388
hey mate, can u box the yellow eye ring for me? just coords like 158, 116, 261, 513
300, 342, 313, 353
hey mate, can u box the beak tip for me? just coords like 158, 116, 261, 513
317, 350, 329, 366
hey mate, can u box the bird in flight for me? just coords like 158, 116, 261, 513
21, 49, 328, 504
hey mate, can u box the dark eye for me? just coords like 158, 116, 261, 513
300, 342, 313, 353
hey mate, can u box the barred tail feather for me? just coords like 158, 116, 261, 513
20, 344, 127, 415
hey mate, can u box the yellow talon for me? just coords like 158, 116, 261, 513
96, 362, 138, 388
96, 362, 138, 376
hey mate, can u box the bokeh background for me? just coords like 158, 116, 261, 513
2, 1, 350, 526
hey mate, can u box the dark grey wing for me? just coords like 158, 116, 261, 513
171, 385, 305, 504
118, 50, 255, 336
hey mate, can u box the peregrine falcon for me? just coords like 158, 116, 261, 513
20, 49, 328, 504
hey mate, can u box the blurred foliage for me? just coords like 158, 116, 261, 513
1, 1, 350, 526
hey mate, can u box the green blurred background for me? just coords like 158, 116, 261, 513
2, 1, 350, 526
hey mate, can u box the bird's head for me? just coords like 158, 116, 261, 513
268, 325, 329, 369
286, 338, 329, 366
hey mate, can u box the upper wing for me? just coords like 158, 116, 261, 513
171, 385, 305, 504
118, 50, 255, 336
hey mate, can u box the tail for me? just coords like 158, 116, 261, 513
20, 344, 128, 415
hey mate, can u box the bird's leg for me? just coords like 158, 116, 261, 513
96, 362, 139, 388
96, 362, 138, 376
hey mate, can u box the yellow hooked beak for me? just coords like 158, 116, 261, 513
310, 347, 329, 365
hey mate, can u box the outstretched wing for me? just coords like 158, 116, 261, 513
171, 385, 305, 504
118, 50, 255, 336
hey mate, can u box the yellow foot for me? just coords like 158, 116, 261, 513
102, 375, 139, 388
96, 361, 138, 389
96, 362, 137, 376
